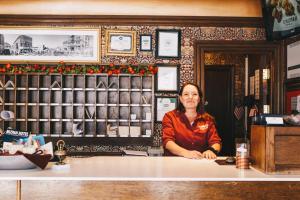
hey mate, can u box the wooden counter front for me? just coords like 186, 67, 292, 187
0, 156, 300, 199
251, 125, 300, 174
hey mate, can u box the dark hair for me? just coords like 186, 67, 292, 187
177, 82, 204, 114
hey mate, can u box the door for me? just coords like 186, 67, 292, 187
204, 65, 234, 156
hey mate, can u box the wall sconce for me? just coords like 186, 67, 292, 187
263, 68, 270, 80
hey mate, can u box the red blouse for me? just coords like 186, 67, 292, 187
162, 109, 221, 156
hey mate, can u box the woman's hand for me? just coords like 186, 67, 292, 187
182, 150, 203, 159
202, 150, 217, 159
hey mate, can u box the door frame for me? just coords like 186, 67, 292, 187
194, 40, 284, 114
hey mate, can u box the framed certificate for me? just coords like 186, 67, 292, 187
155, 64, 180, 92
105, 30, 136, 56
155, 96, 178, 122
155, 29, 181, 59
140, 34, 152, 51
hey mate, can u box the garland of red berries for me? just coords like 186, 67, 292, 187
0, 62, 158, 76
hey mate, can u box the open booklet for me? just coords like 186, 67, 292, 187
122, 150, 148, 156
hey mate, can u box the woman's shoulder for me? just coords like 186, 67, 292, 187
164, 109, 186, 120
162, 109, 180, 124
165, 109, 180, 117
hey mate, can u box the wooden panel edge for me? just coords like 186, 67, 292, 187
0, 15, 264, 27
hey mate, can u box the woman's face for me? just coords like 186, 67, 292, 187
179, 84, 200, 110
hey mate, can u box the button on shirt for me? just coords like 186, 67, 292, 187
162, 109, 221, 156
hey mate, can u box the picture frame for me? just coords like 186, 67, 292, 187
286, 37, 300, 80
155, 64, 180, 92
0, 27, 100, 62
105, 30, 136, 56
155, 96, 178, 122
139, 34, 152, 51
155, 29, 181, 59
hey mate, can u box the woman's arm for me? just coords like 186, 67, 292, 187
211, 143, 221, 152
165, 140, 202, 159
202, 120, 222, 159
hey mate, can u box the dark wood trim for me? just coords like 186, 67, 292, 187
0, 15, 264, 27
194, 40, 284, 114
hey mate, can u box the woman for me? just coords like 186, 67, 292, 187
162, 83, 221, 159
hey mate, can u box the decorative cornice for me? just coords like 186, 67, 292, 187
0, 15, 264, 27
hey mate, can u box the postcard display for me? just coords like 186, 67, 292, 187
0, 73, 154, 138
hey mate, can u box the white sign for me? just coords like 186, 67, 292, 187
287, 40, 300, 79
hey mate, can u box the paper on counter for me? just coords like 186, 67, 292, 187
123, 150, 148, 156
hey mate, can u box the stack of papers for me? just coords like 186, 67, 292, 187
123, 150, 148, 156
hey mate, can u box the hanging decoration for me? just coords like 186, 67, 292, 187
0, 62, 158, 76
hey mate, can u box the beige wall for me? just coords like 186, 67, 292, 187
0, 0, 262, 17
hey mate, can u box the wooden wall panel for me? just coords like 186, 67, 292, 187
250, 125, 266, 173
1, 180, 300, 200
0, 0, 262, 17
275, 136, 300, 165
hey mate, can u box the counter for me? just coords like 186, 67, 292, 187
1, 156, 300, 181
251, 125, 300, 174
0, 156, 300, 199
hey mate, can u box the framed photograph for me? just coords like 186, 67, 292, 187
105, 30, 136, 56
140, 34, 152, 51
155, 96, 178, 122
155, 29, 181, 59
155, 64, 180, 92
0, 27, 100, 62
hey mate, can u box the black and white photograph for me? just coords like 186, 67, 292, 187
155, 29, 181, 59
0, 28, 100, 62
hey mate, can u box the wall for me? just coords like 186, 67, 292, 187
65, 25, 265, 153
0, 24, 265, 153
0, 0, 266, 152
0, 0, 262, 17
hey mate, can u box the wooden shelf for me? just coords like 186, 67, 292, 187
0, 73, 154, 138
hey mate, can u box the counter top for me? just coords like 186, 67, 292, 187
1, 156, 300, 181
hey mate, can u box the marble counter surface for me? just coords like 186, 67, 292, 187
1, 156, 300, 181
